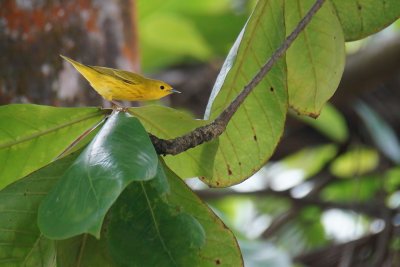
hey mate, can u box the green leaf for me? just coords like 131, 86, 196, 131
385, 167, 400, 193
296, 103, 348, 142
135, 0, 288, 187
331, 0, 400, 41
141, 13, 212, 70
107, 164, 206, 267
330, 146, 379, 178
38, 112, 158, 240
129, 106, 218, 179
163, 163, 243, 267
285, 0, 345, 116
138, 0, 248, 71
203, 0, 287, 186
0, 151, 80, 267
57, 235, 116, 267
321, 174, 381, 201
277, 144, 338, 179
0, 104, 104, 190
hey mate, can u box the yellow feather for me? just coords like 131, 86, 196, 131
60, 55, 179, 101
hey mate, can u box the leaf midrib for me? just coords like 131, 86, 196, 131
0, 111, 103, 150
140, 182, 177, 266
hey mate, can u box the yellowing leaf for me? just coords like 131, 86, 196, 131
285, 0, 345, 116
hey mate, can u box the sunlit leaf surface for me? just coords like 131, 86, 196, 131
0, 104, 104, 189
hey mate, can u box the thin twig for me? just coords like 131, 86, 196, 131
150, 0, 327, 155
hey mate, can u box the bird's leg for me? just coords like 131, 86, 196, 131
110, 100, 129, 112
110, 100, 123, 108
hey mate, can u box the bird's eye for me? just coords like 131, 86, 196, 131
160, 85, 165, 90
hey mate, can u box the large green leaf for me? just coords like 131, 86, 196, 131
331, 0, 400, 41
134, 0, 288, 187
0, 104, 104, 190
163, 163, 243, 267
0, 151, 80, 267
55, 160, 242, 267
57, 234, 116, 267
285, 0, 345, 116
38, 112, 159, 239
201, 0, 287, 186
107, 164, 206, 267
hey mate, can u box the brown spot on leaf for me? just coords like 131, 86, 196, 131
215, 181, 220, 186
227, 165, 232, 175
270, 87, 274, 92
215, 259, 221, 265
308, 112, 319, 119
175, 206, 182, 213
253, 135, 257, 141
357, 4, 362, 10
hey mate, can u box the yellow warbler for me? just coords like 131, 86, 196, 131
60, 55, 180, 102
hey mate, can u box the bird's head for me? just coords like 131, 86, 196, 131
150, 79, 181, 99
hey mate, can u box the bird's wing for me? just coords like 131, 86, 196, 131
90, 66, 116, 76
90, 66, 141, 85
112, 69, 145, 84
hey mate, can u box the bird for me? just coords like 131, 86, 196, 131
60, 55, 180, 106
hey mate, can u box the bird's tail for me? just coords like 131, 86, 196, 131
60, 55, 98, 82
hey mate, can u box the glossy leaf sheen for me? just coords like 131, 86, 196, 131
108, 164, 206, 267
38, 112, 158, 239
0, 104, 104, 190
0, 152, 80, 267
331, 0, 400, 41
285, 0, 345, 116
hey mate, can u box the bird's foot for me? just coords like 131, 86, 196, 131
110, 100, 129, 112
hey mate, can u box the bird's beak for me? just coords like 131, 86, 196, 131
169, 89, 181, 94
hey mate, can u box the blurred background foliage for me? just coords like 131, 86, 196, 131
1, 0, 400, 266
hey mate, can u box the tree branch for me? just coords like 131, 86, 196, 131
196, 187, 393, 219
149, 0, 327, 155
